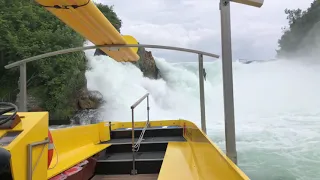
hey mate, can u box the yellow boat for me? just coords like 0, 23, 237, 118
0, 100, 248, 180
0, 1, 253, 180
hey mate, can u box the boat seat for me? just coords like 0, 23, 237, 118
158, 142, 199, 180
47, 143, 109, 179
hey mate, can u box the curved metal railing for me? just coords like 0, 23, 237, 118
130, 93, 150, 175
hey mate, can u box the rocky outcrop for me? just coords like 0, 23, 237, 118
77, 87, 104, 110
25, 86, 104, 115
94, 45, 160, 79
132, 47, 160, 79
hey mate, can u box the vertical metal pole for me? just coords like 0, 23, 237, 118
26, 140, 49, 180
27, 144, 32, 180
147, 95, 150, 127
198, 54, 207, 134
131, 108, 137, 175
19, 63, 27, 112
220, 0, 237, 164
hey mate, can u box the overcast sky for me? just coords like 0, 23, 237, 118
95, 0, 314, 62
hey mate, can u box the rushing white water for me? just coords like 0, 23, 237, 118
85, 48, 320, 180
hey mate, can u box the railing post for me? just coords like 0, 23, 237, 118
27, 139, 50, 180
131, 108, 137, 175
198, 54, 207, 134
147, 96, 150, 127
19, 63, 27, 112
220, 0, 237, 165
130, 93, 150, 175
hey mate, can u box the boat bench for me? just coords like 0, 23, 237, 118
47, 143, 109, 179
158, 142, 199, 180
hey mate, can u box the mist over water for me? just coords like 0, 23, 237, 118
85, 48, 320, 180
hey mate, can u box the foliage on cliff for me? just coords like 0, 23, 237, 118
0, 1, 122, 120
277, 0, 320, 58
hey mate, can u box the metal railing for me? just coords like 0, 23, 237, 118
27, 139, 50, 180
4, 43, 224, 162
5, 44, 213, 133
130, 93, 150, 175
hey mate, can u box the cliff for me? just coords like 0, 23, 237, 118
132, 47, 160, 79
277, 0, 320, 59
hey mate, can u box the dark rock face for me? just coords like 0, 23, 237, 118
94, 46, 160, 79
132, 47, 160, 79
94, 48, 106, 56
25, 86, 104, 116
77, 87, 104, 110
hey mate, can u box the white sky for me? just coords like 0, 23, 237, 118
95, 0, 314, 61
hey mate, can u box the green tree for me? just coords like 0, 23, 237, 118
96, 4, 122, 32
277, 0, 320, 58
0, 1, 122, 120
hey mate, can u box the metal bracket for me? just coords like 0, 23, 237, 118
220, 0, 230, 9
107, 47, 120, 51
131, 169, 137, 175
27, 138, 50, 180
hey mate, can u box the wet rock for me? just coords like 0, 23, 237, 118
94, 45, 160, 79
133, 47, 160, 79
78, 88, 104, 110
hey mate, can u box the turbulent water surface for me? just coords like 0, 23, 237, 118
84, 48, 320, 180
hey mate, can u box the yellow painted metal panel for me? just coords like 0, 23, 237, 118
0, 112, 49, 180
110, 120, 181, 130
98, 122, 111, 142
34, 0, 140, 62
50, 124, 101, 154
122, 35, 139, 54
179, 120, 249, 180
158, 142, 199, 180
60, 0, 133, 61
48, 124, 110, 178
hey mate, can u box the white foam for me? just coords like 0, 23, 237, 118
84, 41, 320, 179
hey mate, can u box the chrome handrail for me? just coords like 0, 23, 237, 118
130, 93, 150, 175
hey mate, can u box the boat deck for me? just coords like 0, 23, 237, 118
91, 174, 158, 180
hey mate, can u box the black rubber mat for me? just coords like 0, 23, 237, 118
111, 127, 183, 139
98, 151, 165, 162
103, 136, 186, 145
104, 143, 168, 154
95, 161, 163, 175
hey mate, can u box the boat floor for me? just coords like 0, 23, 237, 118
91, 174, 158, 180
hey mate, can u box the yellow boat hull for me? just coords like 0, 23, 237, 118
0, 112, 249, 180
